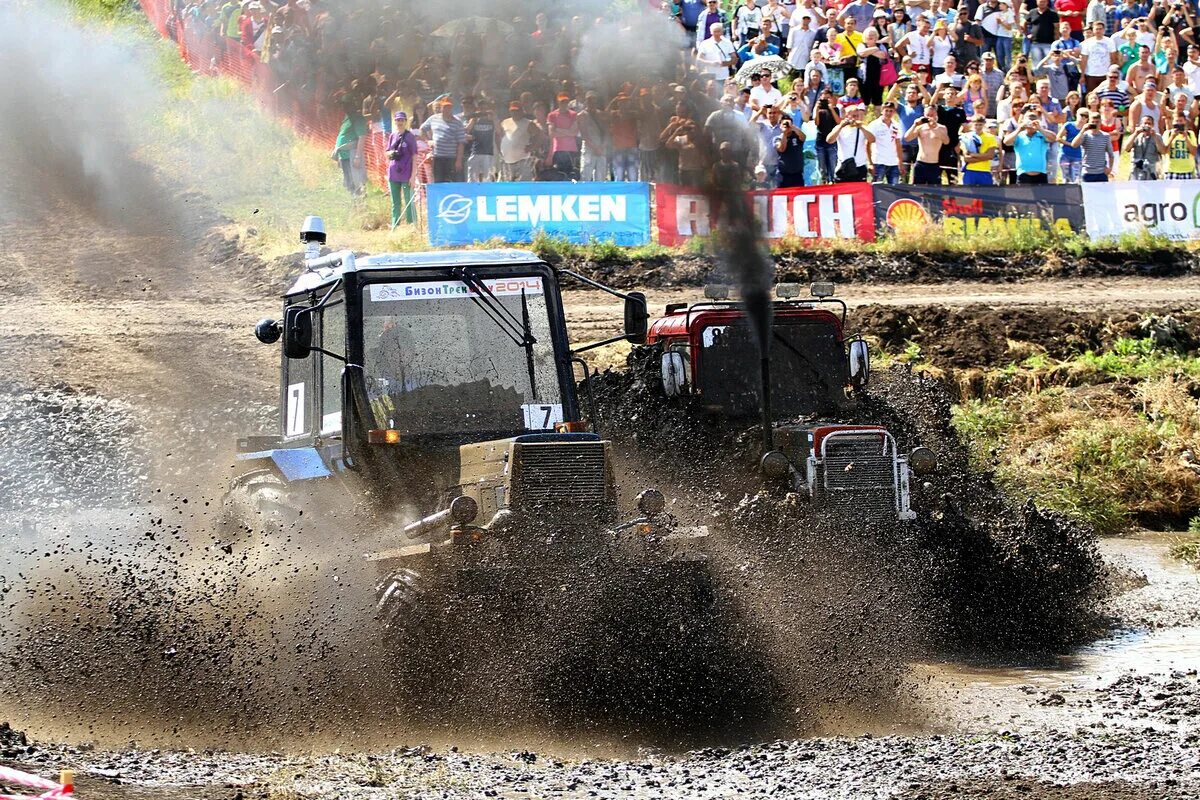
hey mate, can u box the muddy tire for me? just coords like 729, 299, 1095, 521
218, 469, 296, 544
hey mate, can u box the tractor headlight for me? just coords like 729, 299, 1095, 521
909, 447, 938, 476
636, 488, 666, 516
449, 495, 479, 524
760, 450, 791, 480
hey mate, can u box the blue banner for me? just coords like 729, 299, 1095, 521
427, 181, 651, 246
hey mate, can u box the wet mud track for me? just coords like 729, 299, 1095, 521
3, 164, 1200, 798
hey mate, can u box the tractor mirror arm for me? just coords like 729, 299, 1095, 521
556, 268, 649, 347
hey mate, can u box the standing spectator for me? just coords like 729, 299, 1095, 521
637, 90, 667, 182
1038, 48, 1074, 100
577, 93, 609, 182
1058, 109, 1086, 181
936, 86, 969, 183
798, 104, 822, 185
834, 15, 866, 78
1165, 64, 1196, 107
734, 0, 763, 45
1129, 80, 1165, 132
1124, 113, 1166, 178
929, 20, 958, 76
695, 0, 730, 48
959, 114, 999, 184
813, 89, 842, 181
697, 21, 737, 80
679, 0, 707, 41
498, 102, 541, 182
788, 13, 819, 71
420, 99, 467, 183
1057, 0, 1088, 43
1091, 65, 1131, 109
934, 54, 966, 89
333, 98, 367, 196
955, 3, 985, 65
464, 99, 497, 182
980, 51, 1007, 107
1025, 0, 1060, 69
750, 72, 785, 109
963, 71, 991, 115
845, 0, 878, 31
1051, 22, 1083, 91
547, 93, 581, 178
993, 1, 1017, 72
608, 95, 641, 181
1183, 43, 1200, 93
1126, 45, 1158, 94
905, 106, 950, 183
1002, 108, 1055, 183
888, 79, 932, 176
1070, 109, 1115, 180
1164, 112, 1198, 178
889, 8, 915, 49
898, 16, 934, 78
385, 111, 417, 228
827, 104, 874, 181
1033, 78, 1066, 181
1079, 20, 1116, 94
756, 104, 787, 186
857, 27, 896, 108
867, 101, 905, 183
759, 16, 784, 50
775, 115, 808, 187
976, 0, 1006, 69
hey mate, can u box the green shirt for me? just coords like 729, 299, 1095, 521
334, 114, 369, 161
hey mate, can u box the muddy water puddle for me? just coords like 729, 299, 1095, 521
902, 532, 1200, 735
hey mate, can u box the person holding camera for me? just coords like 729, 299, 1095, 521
1001, 107, 1056, 183
904, 104, 950, 183
1164, 111, 1199, 178
867, 102, 906, 184
385, 111, 418, 228
775, 114, 808, 187
1068, 109, 1115, 181
1123, 113, 1167, 179
826, 103, 875, 182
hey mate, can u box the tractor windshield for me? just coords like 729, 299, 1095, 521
361, 276, 564, 437
697, 318, 847, 417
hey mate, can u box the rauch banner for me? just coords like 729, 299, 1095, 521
655, 183, 876, 246
1081, 179, 1200, 241
427, 181, 652, 246
873, 184, 1084, 236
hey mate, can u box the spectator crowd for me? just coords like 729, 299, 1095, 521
163, 0, 1200, 226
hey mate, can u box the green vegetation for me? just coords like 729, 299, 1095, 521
950, 339, 1200, 537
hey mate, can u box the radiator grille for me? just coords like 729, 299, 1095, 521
823, 434, 895, 492
513, 442, 608, 506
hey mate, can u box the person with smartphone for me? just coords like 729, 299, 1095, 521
1123, 113, 1167, 179
1164, 111, 1199, 178
1001, 107, 1056, 183
1068, 109, 1115, 181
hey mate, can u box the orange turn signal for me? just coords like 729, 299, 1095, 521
554, 420, 589, 433
367, 429, 402, 444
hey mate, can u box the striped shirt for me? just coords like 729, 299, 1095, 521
420, 115, 467, 158
1079, 130, 1112, 175
1092, 85, 1130, 110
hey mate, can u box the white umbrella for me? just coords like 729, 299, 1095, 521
733, 54, 791, 87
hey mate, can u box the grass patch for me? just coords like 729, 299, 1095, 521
951, 339, 1200, 536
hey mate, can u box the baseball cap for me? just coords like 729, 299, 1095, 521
439, 98, 454, 108
556, 92, 570, 101
393, 110, 407, 120
983, 51, 996, 59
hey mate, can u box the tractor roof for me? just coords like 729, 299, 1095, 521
286, 249, 544, 295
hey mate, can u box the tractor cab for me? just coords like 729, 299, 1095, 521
235, 217, 658, 539
647, 281, 867, 418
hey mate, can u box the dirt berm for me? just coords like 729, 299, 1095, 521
531, 247, 1198, 290
588, 349, 1104, 664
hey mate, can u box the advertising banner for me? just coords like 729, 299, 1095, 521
873, 185, 1085, 236
1082, 180, 1200, 241
427, 181, 651, 246
655, 183, 876, 245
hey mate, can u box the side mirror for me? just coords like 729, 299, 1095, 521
661, 351, 687, 397
624, 291, 648, 344
283, 306, 313, 359
848, 338, 870, 390
254, 318, 282, 344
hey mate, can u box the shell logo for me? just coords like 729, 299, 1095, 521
886, 198, 931, 233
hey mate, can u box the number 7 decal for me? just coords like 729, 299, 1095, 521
286, 383, 306, 436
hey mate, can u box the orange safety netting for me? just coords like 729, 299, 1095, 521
138, 1, 430, 225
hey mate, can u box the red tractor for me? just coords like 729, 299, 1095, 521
645, 282, 935, 520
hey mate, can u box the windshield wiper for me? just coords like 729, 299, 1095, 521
452, 268, 539, 400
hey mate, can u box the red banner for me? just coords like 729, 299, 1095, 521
655, 183, 876, 246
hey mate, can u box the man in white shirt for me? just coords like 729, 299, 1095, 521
1184, 45, 1200, 95
866, 101, 905, 183
697, 22, 737, 80
750, 72, 785, 109
1079, 20, 1116, 95
787, 13, 818, 70
825, 103, 875, 180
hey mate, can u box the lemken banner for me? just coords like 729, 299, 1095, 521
1082, 179, 1200, 241
427, 181, 651, 246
